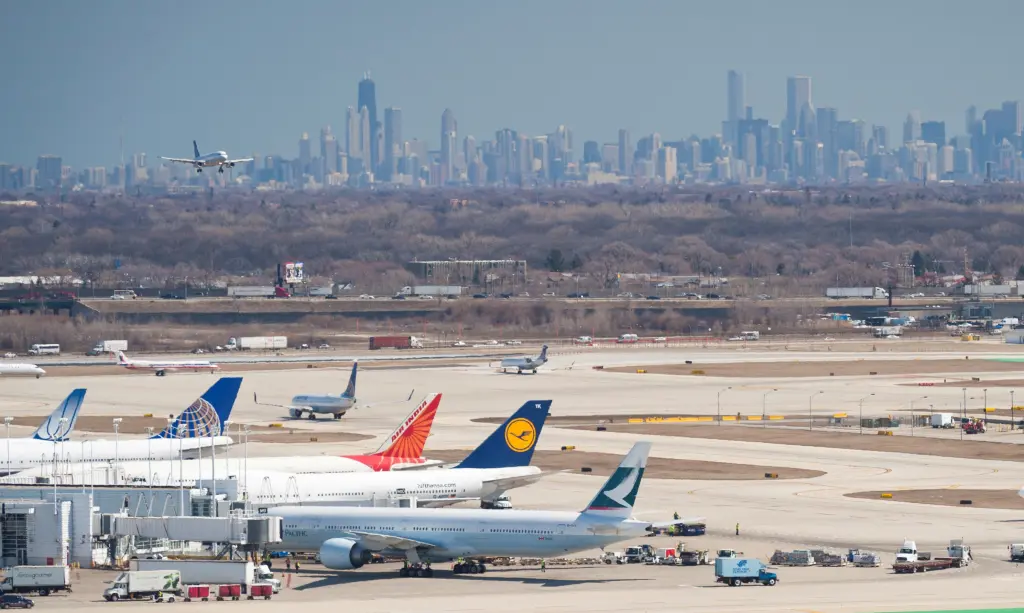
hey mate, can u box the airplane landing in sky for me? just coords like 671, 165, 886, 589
161, 140, 253, 174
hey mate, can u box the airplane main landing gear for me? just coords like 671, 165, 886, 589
333, 413, 342, 420
399, 563, 433, 578
196, 168, 202, 173
307, 412, 316, 420
452, 562, 486, 575
218, 166, 225, 173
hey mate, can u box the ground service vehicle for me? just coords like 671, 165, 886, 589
27, 344, 59, 356
86, 339, 127, 356
368, 335, 423, 350
132, 559, 278, 592
892, 539, 971, 573
931, 413, 955, 428
103, 570, 182, 601
715, 558, 778, 586
1010, 544, 1024, 562
678, 549, 710, 565
111, 289, 137, 300
0, 594, 34, 609
826, 287, 889, 299
0, 566, 71, 596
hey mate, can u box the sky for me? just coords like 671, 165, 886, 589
3, 0, 1024, 168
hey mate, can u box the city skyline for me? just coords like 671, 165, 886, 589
2, 0, 1024, 168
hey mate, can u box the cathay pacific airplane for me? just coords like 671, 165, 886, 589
272, 441, 697, 577
161, 140, 253, 174
0, 378, 241, 476
12, 398, 553, 509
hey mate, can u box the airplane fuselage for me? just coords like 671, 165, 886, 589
0, 436, 233, 476
0, 364, 46, 378
291, 394, 355, 415
194, 152, 229, 167
275, 505, 650, 560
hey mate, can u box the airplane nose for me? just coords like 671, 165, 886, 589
1019, 486, 1024, 499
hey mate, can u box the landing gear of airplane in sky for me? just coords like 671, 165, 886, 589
218, 166, 225, 173
452, 562, 486, 575
196, 168, 202, 173
399, 563, 433, 578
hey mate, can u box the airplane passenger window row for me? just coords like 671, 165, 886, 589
489, 528, 553, 535
314, 492, 366, 497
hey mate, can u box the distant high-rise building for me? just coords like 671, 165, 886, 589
726, 70, 745, 145
359, 106, 371, 174
440, 108, 457, 184
320, 126, 337, 176
357, 73, 378, 173
921, 121, 946, 147
299, 132, 312, 172
836, 119, 866, 157
657, 146, 677, 183
871, 125, 889, 152
617, 129, 632, 174
345, 107, 359, 159
383, 107, 402, 181
816, 107, 838, 176
463, 135, 477, 165
785, 76, 812, 135
903, 111, 921, 144
583, 141, 601, 165
35, 155, 62, 189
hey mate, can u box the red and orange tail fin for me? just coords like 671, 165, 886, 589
372, 393, 441, 458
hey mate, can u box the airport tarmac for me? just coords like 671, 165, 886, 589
2, 344, 1024, 612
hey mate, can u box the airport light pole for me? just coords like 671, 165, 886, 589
243, 425, 250, 499
112, 418, 122, 483
762, 389, 778, 428
145, 426, 154, 505
717, 387, 731, 426
808, 391, 823, 431
858, 393, 875, 435
983, 388, 989, 426
1012, 390, 1017, 430
4, 417, 12, 474
961, 387, 967, 441
911, 396, 928, 437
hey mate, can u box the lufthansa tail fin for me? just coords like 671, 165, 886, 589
151, 377, 242, 438
372, 393, 441, 458
31, 389, 86, 441
581, 442, 651, 519
342, 362, 357, 398
193, 140, 201, 159
455, 400, 551, 469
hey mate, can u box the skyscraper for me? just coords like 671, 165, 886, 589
36, 155, 62, 189
440, 108, 457, 184
298, 132, 311, 173
345, 107, 359, 159
583, 140, 601, 165
383, 107, 402, 181
617, 129, 632, 175
903, 111, 921, 144
785, 76, 812, 135
357, 73, 378, 173
920, 121, 946, 147
726, 70, 745, 145
359, 106, 371, 174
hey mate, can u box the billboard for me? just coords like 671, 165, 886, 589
284, 262, 304, 285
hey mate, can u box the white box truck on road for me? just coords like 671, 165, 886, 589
87, 339, 128, 356
103, 570, 182, 601
0, 565, 72, 595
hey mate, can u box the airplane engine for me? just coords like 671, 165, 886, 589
319, 538, 372, 570
290, 408, 303, 418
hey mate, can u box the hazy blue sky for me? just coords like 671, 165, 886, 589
3, 0, 1023, 167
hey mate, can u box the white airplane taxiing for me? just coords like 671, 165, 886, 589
272, 442, 700, 577
0, 362, 46, 378
116, 350, 218, 377
161, 140, 253, 174
254, 362, 412, 420
499, 344, 548, 374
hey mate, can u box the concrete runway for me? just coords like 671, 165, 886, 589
3, 345, 1024, 612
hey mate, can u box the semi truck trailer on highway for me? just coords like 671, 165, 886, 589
227, 286, 291, 298
398, 285, 463, 297
225, 336, 288, 351
368, 335, 424, 350
826, 287, 889, 299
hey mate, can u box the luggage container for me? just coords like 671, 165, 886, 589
185, 585, 210, 602
217, 584, 241, 601
248, 583, 273, 600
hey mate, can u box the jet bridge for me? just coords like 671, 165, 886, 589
103, 512, 282, 549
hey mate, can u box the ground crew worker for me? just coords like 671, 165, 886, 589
285, 557, 291, 571
540, 559, 546, 573
735, 522, 740, 536
294, 561, 300, 573
673, 511, 680, 520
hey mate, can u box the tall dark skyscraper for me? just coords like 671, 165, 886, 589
786, 76, 812, 135
617, 129, 631, 174
440, 108, 457, 184
357, 73, 378, 174
726, 70, 745, 145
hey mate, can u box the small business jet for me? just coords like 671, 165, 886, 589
499, 345, 548, 374
161, 140, 253, 174
116, 350, 218, 377
0, 362, 46, 378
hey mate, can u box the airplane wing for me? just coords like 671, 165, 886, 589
252, 393, 312, 414
350, 531, 438, 552
161, 157, 198, 164
481, 470, 557, 492
225, 157, 254, 165
361, 389, 415, 410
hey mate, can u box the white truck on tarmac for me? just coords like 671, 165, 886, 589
0, 565, 72, 596
131, 559, 279, 593
87, 339, 128, 356
103, 570, 182, 601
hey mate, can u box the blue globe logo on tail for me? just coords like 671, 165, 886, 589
504, 418, 536, 452
165, 397, 221, 438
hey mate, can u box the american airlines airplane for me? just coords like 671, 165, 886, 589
0, 362, 46, 378
16, 398, 552, 509
116, 351, 218, 377
499, 345, 548, 374
254, 362, 377, 420
0, 377, 241, 475
161, 140, 253, 174
272, 442, 693, 577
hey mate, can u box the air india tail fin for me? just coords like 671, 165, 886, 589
372, 393, 441, 458
193, 140, 201, 159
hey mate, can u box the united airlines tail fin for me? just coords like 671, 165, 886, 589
31, 389, 86, 441
193, 140, 201, 159
342, 362, 357, 398
372, 393, 441, 458
151, 377, 242, 438
455, 400, 551, 469
581, 442, 651, 519
538, 345, 548, 362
